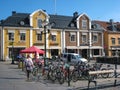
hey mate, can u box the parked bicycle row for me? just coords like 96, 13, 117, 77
23, 59, 115, 84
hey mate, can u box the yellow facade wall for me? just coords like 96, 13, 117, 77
32, 11, 46, 28
4, 28, 31, 59
105, 32, 120, 56
3, 10, 62, 60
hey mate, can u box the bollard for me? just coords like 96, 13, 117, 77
22, 61, 24, 71
114, 59, 117, 86
67, 66, 70, 86
18, 60, 20, 68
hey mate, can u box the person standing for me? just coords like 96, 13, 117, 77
24, 55, 34, 81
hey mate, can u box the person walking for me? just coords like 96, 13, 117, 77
24, 55, 34, 81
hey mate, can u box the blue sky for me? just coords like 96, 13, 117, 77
1, 0, 120, 22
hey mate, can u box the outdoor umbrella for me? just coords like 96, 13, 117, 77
20, 46, 44, 54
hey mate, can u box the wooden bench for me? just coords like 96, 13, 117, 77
88, 69, 120, 89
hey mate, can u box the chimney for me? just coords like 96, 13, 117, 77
109, 19, 116, 31
110, 19, 114, 25
12, 11, 16, 15
42, 10, 46, 12
73, 12, 78, 18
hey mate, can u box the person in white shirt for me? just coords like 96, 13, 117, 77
24, 55, 34, 81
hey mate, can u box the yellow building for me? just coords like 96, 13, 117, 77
94, 20, 120, 57
0, 9, 65, 61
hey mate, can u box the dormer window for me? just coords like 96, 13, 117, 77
91, 24, 97, 29
20, 21, 25, 25
38, 19, 42, 28
70, 23, 75, 27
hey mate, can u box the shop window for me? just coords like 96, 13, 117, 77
93, 49, 99, 55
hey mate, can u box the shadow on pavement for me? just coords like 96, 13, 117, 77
0, 77, 24, 80
73, 82, 120, 90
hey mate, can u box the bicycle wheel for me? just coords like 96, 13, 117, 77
57, 72, 65, 84
36, 68, 42, 81
32, 68, 39, 81
64, 71, 72, 82
48, 70, 56, 82
71, 70, 79, 82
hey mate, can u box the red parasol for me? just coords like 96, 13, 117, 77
20, 46, 44, 54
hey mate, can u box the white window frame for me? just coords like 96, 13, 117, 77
93, 33, 98, 42
8, 30, 15, 41
82, 33, 87, 43
37, 33, 42, 41
118, 38, 120, 44
111, 38, 115, 45
20, 33, 26, 41
82, 20, 87, 29
37, 19, 42, 28
19, 30, 26, 41
51, 35, 56, 42
8, 33, 14, 41
51, 32, 57, 42
70, 32, 76, 42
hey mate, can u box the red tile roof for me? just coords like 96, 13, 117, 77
93, 20, 120, 31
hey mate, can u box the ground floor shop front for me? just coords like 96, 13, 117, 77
1, 46, 104, 61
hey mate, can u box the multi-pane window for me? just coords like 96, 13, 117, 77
8, 33, 14, 41
20, 33, 26, 41
51, 35, 56, 41
111, 38, 115, 45
93, 34, 98, 42
82, 35, 87, 42
70, 33, 76, 42
118, 38, 120, 44
70, 34, 76, 42
38, 19, 42, 28
37, 33, 42, 41
82, 20, 87, 29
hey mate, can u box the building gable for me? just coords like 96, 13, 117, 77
77, 13, 91, 30
30, 9, 50, 28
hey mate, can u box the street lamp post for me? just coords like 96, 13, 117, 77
44, 25, 47, 66
40, 20, 54, 66
88, 29, 92, 62
11, 38, 14, 64
41, 23, 52, 66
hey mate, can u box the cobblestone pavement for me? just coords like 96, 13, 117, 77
0, 60, 120, 90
